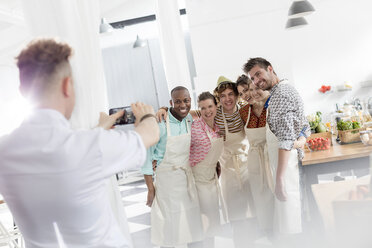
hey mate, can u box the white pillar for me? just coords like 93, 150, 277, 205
155, 0, 193, 93
20, 0, 108, 129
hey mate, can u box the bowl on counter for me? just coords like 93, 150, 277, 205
307, 137, 331, 152
360, 130, 372, 145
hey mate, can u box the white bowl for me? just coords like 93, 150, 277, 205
360, 130, 372, 145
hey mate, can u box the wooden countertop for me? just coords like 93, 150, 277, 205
302, 139, 372, 166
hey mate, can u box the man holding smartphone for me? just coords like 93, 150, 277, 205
0, 38, 159, 248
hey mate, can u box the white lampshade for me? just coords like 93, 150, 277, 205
133, 35, 147, 48
288, 0, 315, 18
99, 18, 114, 33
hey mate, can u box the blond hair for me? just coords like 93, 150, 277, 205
16, 38, 73, 97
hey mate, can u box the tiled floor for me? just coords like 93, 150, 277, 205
119, 173, 274, 248
1, 170, 367, 247
0, 173, 272, 248
119, 177, 235, 248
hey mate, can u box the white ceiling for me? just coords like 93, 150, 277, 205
0, 0, 302, 65
0, 0, 188, 64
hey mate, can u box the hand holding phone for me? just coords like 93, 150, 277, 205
109, 106, 136, 125
97, 111, 124, 130
130, 102, 156, 126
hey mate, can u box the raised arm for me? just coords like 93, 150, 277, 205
132, 102, 160, 148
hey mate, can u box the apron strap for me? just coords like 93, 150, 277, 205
221, 107, 229, 140
246, 105, 251, 129
166, 115, 171, 137
166, 112, 191, 137
205, 122, 213, 141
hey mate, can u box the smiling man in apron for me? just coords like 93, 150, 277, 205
141, 86, 203, 248
244, 58, 310, 246
238, 77, 307, 241
212, 77, 256, 248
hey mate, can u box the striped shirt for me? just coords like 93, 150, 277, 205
196, 103, 246, 140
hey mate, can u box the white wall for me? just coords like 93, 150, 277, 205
185, 0, 372, 116
289, 0, 372, 114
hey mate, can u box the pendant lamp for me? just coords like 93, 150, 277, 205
133, 35, 147, 48
99, 18, 114, 34
288, 0, 315, 18
285, 17, 308, 29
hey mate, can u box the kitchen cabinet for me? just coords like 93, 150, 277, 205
300, 140, 372, 231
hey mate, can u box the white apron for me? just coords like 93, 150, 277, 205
191, 127, 226, 237
151, 116, 204, 246
266, 111, 302, 234
244, 106, 275, 231
219, 109, 255, 221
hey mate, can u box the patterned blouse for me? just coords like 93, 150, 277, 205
268, 80, 310, 157
239, 104, 267, 128
189, 118, 221, 167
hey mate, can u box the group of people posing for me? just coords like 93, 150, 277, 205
141, 57, 310, 248
0, 38, 311, 248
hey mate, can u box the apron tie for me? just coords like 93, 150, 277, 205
232, 154, 243, 190
250, 145, 274, 193
157, 165, 196, 200
178, 166, 196, 200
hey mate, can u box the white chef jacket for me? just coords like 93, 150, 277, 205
0, 109, 146, 248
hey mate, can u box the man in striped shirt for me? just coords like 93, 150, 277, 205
204, 77, 255, 248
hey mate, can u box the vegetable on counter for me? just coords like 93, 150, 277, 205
319, 85, 331, 93
307, 111, 327, 133
307, 137, 331, 151
337, 120, 361, 131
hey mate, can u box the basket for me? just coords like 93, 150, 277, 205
338, 128, 366, 144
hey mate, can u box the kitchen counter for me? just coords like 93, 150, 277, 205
300, 138, 372, 230
302, 139, 372, 166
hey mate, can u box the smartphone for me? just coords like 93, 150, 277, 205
109, 106, 136, 125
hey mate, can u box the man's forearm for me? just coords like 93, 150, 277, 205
144, 174, 155, 191
135, 118, 159, 148
277, 149, 291, 181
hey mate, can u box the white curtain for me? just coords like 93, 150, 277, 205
156, 0, 193, 92
20, 1, 132, 246
21, 0, 107, 129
